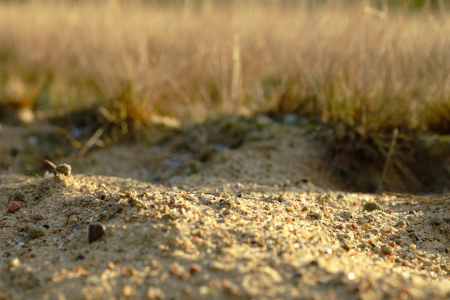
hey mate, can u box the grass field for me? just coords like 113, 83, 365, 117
1, 0, 450, 191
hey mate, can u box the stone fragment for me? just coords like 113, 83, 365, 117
433, 217, 443, 226
88, 224, 105, 243
362, 202, 384, 212
55, 163, 71, 176
190, 263, 202, 274
31, 214, 44, 220
312, 213, 322, 220
114, 203, 123, 214
68, 215, 78, 224
381, 245, 393, 255
395, 219, 406, 227
7, 202, 20, 213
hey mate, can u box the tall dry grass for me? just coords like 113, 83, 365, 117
0, 0, 450, 136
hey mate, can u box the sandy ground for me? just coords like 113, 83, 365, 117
1, 118, 450, 300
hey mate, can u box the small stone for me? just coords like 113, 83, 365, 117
395, 219, 406, 227
369, 229, 379, 235
122, 285, 134, 297
31, 214, 44, 220
190, 263, 202, 274
114, 204, 123, 214
75, 254, 85, 260
60, 232, 67, 238
341, 240, 352, 251
55, 163, 71, 176
43, 223, 50, 229
68, 215, 78, 224
312, 213, 322, 220
433, 217, 443, 226
410, 244, 417, 250
338, 233, 353, 240
88, 224, 105, 243
72, 224, 80, 230
363, 202, 384, 212
8, 258, 20, 269
28, 225, 46, 240
7, 202, 20, 213
381, 245, 394, 255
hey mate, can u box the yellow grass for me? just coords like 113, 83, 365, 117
1, 1, 450, 135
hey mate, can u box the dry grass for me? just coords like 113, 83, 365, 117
0, 1, 449, 135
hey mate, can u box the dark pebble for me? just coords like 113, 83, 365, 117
60, 232, 67, 238
433, 217, 443, 226
408, 210, 416, 214
88, 223, 105, 243
75, 254, 85, 260
43, 223, 50, 229
341, 240, 352, 251
114, 204, 123, 214
312, 213, 323, 220
72, 224, 80, 230
406, 229, 415, 233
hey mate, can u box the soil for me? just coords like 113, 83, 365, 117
1, 116, 450, 300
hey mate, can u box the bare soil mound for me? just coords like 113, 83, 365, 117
1, 119, 450, 299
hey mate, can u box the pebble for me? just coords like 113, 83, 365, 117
88, 224, 105, 243
60, 232, 67, 238
395, 219, 406, 227
114, 203, 123, 214
7, 202, 21, 213
72, 224, 80, 230
341, 240, 352, 251
28, 225, 46, 240
312, 213, 322, 220
43, 223, 50, 229
369, 229, 379, 235
68, 215, 78, 224
362, 202, 384, 212
55, 163, 71, 176
122, 285, 134, 297
338, 233, 352, 240
190, 263, 202, 274
433, 217, 443, 226
381, 245, 394, 255
31, 214, 44, 221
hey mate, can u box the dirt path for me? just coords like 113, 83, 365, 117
1, 118, 450, 299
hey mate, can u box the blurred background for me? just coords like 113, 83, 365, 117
1, 0, 450, 193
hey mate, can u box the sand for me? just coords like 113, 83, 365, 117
1, 118, 450, 300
